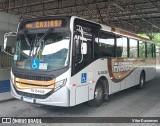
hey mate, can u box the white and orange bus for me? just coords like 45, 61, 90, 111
4, 16, 156, 107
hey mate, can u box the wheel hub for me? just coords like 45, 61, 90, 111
95, 87, 102, 100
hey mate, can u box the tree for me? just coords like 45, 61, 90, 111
137, 33, 160, 47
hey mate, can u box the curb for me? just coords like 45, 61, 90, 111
0, 98, 16, 103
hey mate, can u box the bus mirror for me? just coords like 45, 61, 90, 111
81, 43, 87, 54
3, 32, 17, 56
4, 32, 17, 50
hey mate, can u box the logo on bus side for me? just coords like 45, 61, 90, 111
107, 58, 138, 83
98, 70, 108, 75
113, 62, 133, 73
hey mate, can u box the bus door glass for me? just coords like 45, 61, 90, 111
72, 19, 98, 75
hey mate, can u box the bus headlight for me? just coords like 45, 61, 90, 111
54, 79, 67, 91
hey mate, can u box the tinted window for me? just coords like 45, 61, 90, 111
139, 41, 145, 58
116, 36, 128, 57
130, 39, 138, 58
147, 43, 152, 57
152, 44, 156, 58
99, 31, 115, 57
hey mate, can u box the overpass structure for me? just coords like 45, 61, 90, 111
0, 0, 160, 34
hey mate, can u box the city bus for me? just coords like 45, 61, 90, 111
3, 16, 156, 107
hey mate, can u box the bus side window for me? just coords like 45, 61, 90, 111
116, 35, 128, 58
139, 41, 145, 58
147, 43, 152, 58
129, 39, 138, 58
152, 44, 156, 58
99, 31, 115, 58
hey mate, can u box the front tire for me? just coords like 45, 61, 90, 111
87, 80, 104, 107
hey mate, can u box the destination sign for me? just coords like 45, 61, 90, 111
24, 20, 62, 29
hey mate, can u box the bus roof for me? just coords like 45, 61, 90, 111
111, 28, 152, 42
71, 16, 152, 42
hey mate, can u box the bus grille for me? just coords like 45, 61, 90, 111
14, 73, 53, 81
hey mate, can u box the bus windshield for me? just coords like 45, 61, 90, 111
14, 31, 70, 71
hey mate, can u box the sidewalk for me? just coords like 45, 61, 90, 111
0, 92, 15, 103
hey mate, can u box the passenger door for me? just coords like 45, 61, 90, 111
72, 19, 100, 105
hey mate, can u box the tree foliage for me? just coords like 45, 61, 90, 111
137, 33, 160, 47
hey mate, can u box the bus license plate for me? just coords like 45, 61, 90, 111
23, 96, 34, 103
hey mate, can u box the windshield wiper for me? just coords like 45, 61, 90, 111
34, 28, 53, 58
23, 30, 31, 47
36, 28, 53, 45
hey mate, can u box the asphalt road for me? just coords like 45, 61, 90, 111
0, 70, 160, 126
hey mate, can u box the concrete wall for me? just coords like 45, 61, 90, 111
0, 12, 19, 46
0, 12, 19, 32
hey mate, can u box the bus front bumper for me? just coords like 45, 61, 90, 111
11, 80, 70, 107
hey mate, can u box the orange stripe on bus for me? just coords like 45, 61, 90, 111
15, 82, 54, 89
15, 77, 55, 85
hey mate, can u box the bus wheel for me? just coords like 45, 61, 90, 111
137, 72, 145, 89
87, 80, 104, 107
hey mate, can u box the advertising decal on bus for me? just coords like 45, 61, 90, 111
108, 59, 136, 83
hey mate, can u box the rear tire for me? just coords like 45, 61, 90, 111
137, 72, 145, 89
87, 80, 104, 107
